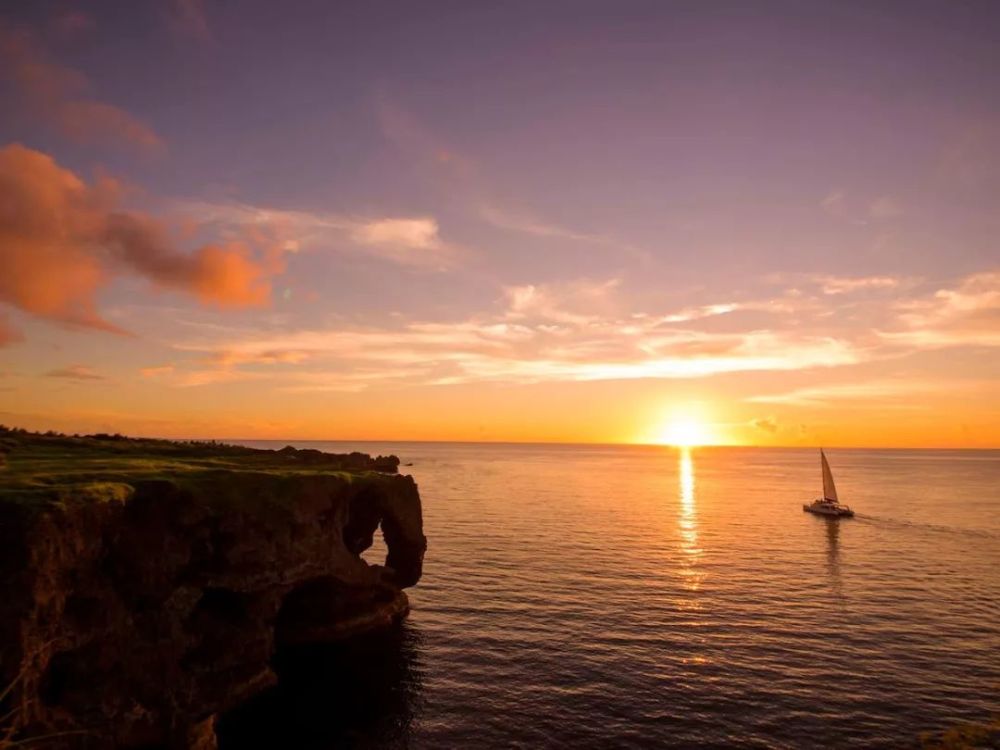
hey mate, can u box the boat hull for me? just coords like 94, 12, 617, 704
803, 503, 854, 518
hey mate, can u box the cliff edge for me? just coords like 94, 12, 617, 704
0, 429, 426, 748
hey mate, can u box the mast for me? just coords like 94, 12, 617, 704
821, 449, 839, 502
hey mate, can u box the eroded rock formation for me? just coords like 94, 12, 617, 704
0, 432, 426, 748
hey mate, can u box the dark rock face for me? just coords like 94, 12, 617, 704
215, 624, 422, 749
0, 466, 425, 748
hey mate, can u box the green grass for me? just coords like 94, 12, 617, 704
0, 428, 395, 507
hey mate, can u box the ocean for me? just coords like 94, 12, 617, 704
221, 443, 1000, 749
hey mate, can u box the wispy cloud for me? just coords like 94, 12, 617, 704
418, 333, 857, 384
46, 365, 105, 381
122, 268, 1000, 399
177, 201, 463, 270
376, 95, 650, 265
163, 276, 863, 390
204, 349, 313, 367
0, 24, 163, 152
171, 369, 270, 388
351, 217, 461, 268
820, 190, 855, 222
659, 303, 740, 323
820, 190, 903, 225
764, 271, 906, 294
479, 204, 651, 263
140, 364, 175, 377
820, 275, 900, 295
882, 271, 1000, 348
502, 278, 621, 325
747, 379, 943, 407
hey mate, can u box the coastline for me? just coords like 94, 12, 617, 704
0, 429, 426, 748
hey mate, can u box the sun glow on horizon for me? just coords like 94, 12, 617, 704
661, 419, 706, 446
658, 417, 713, 447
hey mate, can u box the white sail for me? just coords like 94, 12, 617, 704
821, 449, 838, 502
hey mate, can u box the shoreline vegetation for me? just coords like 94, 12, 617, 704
0, 425, 401, 502
0, 425, 399, 505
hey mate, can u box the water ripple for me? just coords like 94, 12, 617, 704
238, 442, 1000, 748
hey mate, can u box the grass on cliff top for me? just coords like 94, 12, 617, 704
0, 428, 398, 505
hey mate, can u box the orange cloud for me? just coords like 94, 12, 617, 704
0, 144, 286, 330
0, 25, 163, 152
102, 213, 276, 307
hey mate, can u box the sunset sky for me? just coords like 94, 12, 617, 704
1, 1, 998, 447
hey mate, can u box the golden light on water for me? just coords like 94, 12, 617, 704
679, 448, 696, 516
677, 447, 703, 592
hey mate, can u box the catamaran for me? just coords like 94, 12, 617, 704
803, 449, 854, 518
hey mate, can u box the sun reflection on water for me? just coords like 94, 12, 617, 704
678, 447, 703, 592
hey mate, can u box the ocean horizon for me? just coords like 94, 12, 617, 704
183, 438, 1000, 451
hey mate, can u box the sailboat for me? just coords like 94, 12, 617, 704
803, 449, 854, 518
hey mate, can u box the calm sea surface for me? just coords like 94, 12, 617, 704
224, 443, 1000, 749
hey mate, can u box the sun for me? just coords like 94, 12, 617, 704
659, 418, 711, 447
644, 402, 722, 447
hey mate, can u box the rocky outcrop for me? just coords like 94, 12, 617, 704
0, 432, 426, 748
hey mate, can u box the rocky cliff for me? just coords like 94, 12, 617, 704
0, 430, 426, 748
